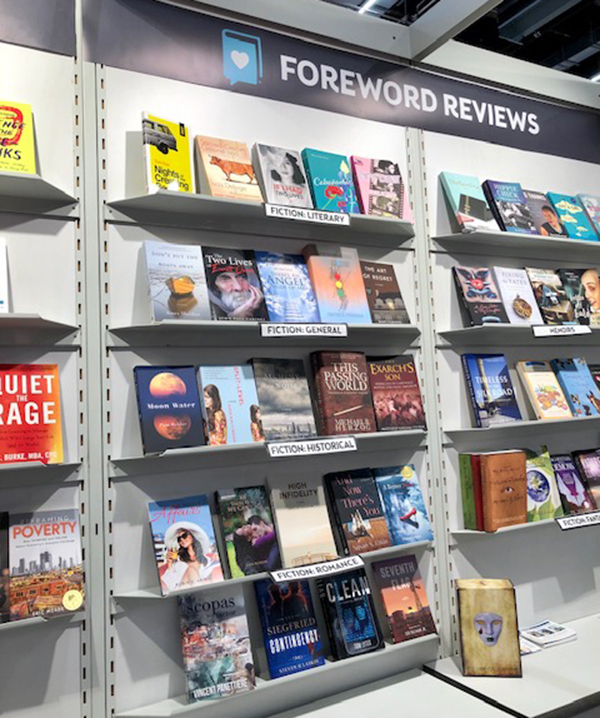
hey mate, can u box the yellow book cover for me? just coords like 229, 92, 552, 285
142, 113, 193, 193
516, 360, 571, 420
195, 135, 263, 202
0, 101, 36, 174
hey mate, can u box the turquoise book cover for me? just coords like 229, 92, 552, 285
547, 193, 597, 240
550, 357, 600, 417
578, 194, 600, 238
302, 148, 359, 214
439, 171, 498, 231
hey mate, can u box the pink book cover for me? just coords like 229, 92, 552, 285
351, 156, 413, 222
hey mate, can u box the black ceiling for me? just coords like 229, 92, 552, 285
320, 0, 439, 25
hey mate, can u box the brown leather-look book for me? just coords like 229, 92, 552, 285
480, 451, 527, 532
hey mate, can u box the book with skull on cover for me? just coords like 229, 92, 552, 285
453, 266, 508, 326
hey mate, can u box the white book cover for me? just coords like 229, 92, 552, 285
0, 238, 7, 314
493, 266, 543, 325
253, 144, 313, 208
520, 620, 577, 647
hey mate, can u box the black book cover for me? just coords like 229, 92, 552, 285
453, 266, 508, 326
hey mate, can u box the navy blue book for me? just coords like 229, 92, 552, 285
374, 465, 433, 545
133, 365, 205, 453
461, 354, 522, 428
550, 357, 600, 418
482, 180, 537, 234
255, 251, 320, 323
255, 579, 325, 678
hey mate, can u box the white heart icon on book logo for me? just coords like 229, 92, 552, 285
231, 51, 250, 70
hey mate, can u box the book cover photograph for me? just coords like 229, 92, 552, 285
374, 465, 433, 545
517, 361, 571, 420
255, 251, 319, 323
216, 486, 281, 577
461, 354, 521, 428
0, 237, 7, 314
547, 192, 598, 240
142, 113, 192, 193
350, 156, 412, 220
360, 261, 409, 324
368, 355, 426, 431
148, 495, 223, 596
523, 190, 568, 236
196, 135, 263, 202
525, 267, 575, 325
482, 180, 536, 234
203, 247, 268, 321
573, 449, 600, 508
301, 148, 359, 214
0, 364, 63, 465
493, 266, 543, 325
255, 578, 325, 678
251, 358, 316, 441
439, 172, 498, 232
453, 266, 508, 326
557, 269, 592, 325
480, 451, 527, 532
550, 454, 596, 515
253, 144, 313, 208
0, 101, 36, 174
550, 357, 600, 417
525, 447, 564, 522
578, 194, 600, 237
0, 512, 7, 623
177, 587, 255, 703
9, 509, 84, 619
134, 365, 205, 453
372, 554, 436, 643
198, 365, 262, 446
143, 240, 210, 322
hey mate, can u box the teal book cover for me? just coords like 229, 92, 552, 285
302, 148, 359, 214
578, 194, 600, 238
547, 193, 598, 241
550, 357, 600, 417
439, 171, 498, 231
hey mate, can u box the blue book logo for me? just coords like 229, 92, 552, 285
222, 29, 263, 86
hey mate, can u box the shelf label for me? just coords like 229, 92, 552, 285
532, 324, 592, 338
261, 323, 348, 338
556, 511, 600, 531
270, 555, 364, 583
265, 204, 350, 225
267, 436, 357, 458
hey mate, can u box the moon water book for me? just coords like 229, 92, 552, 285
0, 101, 36, 174
493, 267, 542, 325
0, 364, 63, 464
351, 156, 412, 220
253, 144, 313, 208
523, 189, 568, 236
0, 513, 7, 623
482, 180, 536, 234
372, 555, 436, 643
550, 454, 596, 514
572, 449, 600, 508
550, 357, 600, 418
255, 251, 319, 323
360, 261, 409, 324
254, 578, 325, 678
461, 354, 521, 428
301, 148, 358, 214
148, 495, 223, 596
195, 135, 263, 202
453, 266, 508, 326
525, 447, 564, 522
9, 510, 84, 619
456, 578, 521, 677
177, 588, 255, 703
526, 268, 575, 325
142, 113, 192, 193
547, 192, 597, 240
368, 355, 426, 432
439, 172, 497, 232
134, 366, 205, 453
578, 194, 600, 237
516, 361, 571, 420
216, 486, 281, 577
374, 465, 433, 545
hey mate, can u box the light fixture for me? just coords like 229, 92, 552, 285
590, 72, 600, 82
358, 0, 378, 14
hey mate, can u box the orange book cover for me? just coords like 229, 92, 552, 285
195, 135, 263, 202
0, 364, 63, 464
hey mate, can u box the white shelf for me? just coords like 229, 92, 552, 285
0, 461, 81, 489
452, 519, 557, 538
0, 610, 84, 633
0, 171, 77, 216
0, 314, 79, 346
438, 325, 600, 348
444, 415, 600, 444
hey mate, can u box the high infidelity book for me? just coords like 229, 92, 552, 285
255, 578, 325, 678
557, 269, 592, 325
9, 509, 84, 619
482, 180, 536, 234
351, 156, 412, 220
578, 194, 600, 238
367, 355, 426, 431
453, 266, 508, 326
302, 148, 359, 214
317, 567, 383, 660
177, 587, 255, 703
0, 101, 36, 174
493, 267, 543, 325
461, 354, 521, 428
374, 465, 433, 545
550, 454, 596, 514
203, 247, 268, 322
0, 238, 7, 314
525, 447, 564, 522
360, 261, 409, 324
525, 267, 575, 325
311, 351, 377, 436
456, 578, 521, 677
324, 469, 391, 555
255, 251, 319, 323
198, 365, 262, 446
550, 357, 600, 418
271, 482, 337, 568
216, 486, 281, 578
439, 172, 498, 232
572, 449, 600, 509
142, 241, 210, 322
142, 113, 193, 193
372, 555, 436, 643
253, 144, 313, 208
459, 454, 484, 531
134, 366, 205, 453
0, 513, 7, 623
523, 190, 568, 237
195, 135, 263, 202
0, 364, 63, 464
251, 358, 316, 441
148, 495, 223, 596
547, 192, 597, 241
480, 451, 527, 532
517, 361, 571, 420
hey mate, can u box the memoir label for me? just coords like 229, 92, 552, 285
532, 325, 592, 338
556, 511, 600, 531
265, 204, 350, 225
267, 436, 357, 458
261, 323, 348, 338
271, 555, 364, 583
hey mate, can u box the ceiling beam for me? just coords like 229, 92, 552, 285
498, 0, 582, 42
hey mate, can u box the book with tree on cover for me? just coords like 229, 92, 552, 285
480, 450, 527, 532
453, 266, 508, 326
302, 148, 358, 214
351, 156, 412, 220
550, 454, 596, 514
0, 512, 9, 623
482, 180, 536, 234
493, 267, 543, 325
547, 192, 597, 241
0, 101, 36, 174
255, 251, 319, 323
525, 267, 575, 325
253, 144, 313, 208
525, 447, 564, 522
196, 135, 263, 202
523, 190, 568, 237
572, 449, 600, 509
439, 172, 498, 232
550, 357, 600, 418
368, 355, 426, 431
142, 113, 192, 193
374, 465, 433, 545
461, 354, 521, 428
360, 261, 409, 324
516, 361, 572, 420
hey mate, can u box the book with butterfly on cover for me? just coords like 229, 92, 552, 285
196, 135, 263, 202
0, 101, 36, 174
453, 266, 508, 326
142, 113, 193, 193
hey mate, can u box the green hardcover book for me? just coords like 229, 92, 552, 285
525, 446, 564, 522
459, 453, 477, 530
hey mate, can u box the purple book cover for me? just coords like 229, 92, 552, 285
550, 455, 596, 515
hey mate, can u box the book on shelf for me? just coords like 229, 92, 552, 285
453, 266, 508, 326
251, 358, 316, 441
301, 148, 359, 214
480, 450, 527, 532
372, 554, 436, 643
588, 363, 600, 392
439, 172, 498, 232
177, 587, 255, 703
255, 251, 320, 323
374, 465, 433, 544
142, 240, 210, 322
516, 360, 571, 420
550, 454, 596, 514
0, 101, 36, 174
133, 365, 205, 453
0, 364, 63, 464
148, 495, 223, 596
550, 357, 600, 417
254, 578, 325, 678
253, 144, 313, 208
493, 267, 543, 325
525, 446, 564, 522
547, 192, 597, 241
523, 190, 568, 237
0, 238, 7, 314
9, 509, 84, 619
311, 351, 377, 436
520, 620, 577, 648
368, 355, 426, 432
195, 135, 263, 202
459, 454, 484, 531
525, 267, 575, 325
461, 354, 521, 428
572, 449, 600, 509
0, 512, 7, 623
271, 481, 337, 568
456, 578, 521, 677
350, 156, 412, 220
142, 113, 193, 193
317, 567, 384, 660
482, 180, 537, 234
360, 261, 410, 324
216, 486, 281, 577
557, 269, 592, 325
578, 194, 600, 238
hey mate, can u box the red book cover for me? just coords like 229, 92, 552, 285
0, 364, 63, 464
367, 355, 426, 431
471, 454, 484, 531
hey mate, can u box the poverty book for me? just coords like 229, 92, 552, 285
311, 351, 377, 436
550, 454, 596, 514
251, 358, 316, 441
142, 113, 193, 193
253, 144, 313, 208
360, 260, 409, 324
271, 481, 337, 568
202, 246, 268, 322
461, 354, 521, 428
350, 156, 412, 220
525, 267, 575, 325
177, 587, 255, 703
0, 364, 63, 464
0, 237, 7, 314
142, 240, 210, 322
0, 512, 8, 623
547, 192, 597, 241
255, 578, 325, 678
516, 361, 571, 421
493, 267, 543, 325
9, 509, 84, 619
480, 451, 527, 532
374, 465, 433, 545
525, 447, 564, 522
557, 270, 592, 325
301, 148, 359, 214
367, 355, 426, 431
317, 567, 383, 660
195, 135, 263, 202
255, 251, 319, 323
0, 101, 36, 174
523, 190, 568, 237
572, 449, 600, 509
550, 357, 600, 418
134, 366, 205, 454
453, 266, 508, 326
148, 495, 223, 596
578, 194, 600, 238
439, 172, 498, 232
216, 486, 281, 578
372, 554, 436, 643
482, 180, 536, 234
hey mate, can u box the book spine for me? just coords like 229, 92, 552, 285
323, 475, 349, 556
458, 454, 477, 530
470, 455, 484, 531
479, 457, 495, 532
317, 579, 341, 661
301, 151, 318, 209
214, 492, 234, 579
482, 182, 505, 231
310, 353, 329, 436
461, 355, 483, 428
